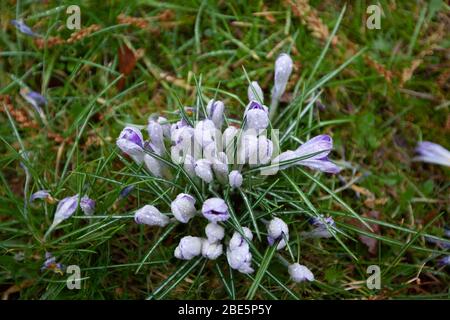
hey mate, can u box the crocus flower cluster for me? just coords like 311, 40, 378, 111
115, 53, 343, 282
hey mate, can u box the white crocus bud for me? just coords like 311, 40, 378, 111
147, 117, 166, 154
194, 119, 217, 147
183, 154, 196, 178
205, 222, 225, 243
156, 116, 171, 138
248, 81, 264, 104
267, 217, 289, 250
194, 159, 213, 183
206, 99, 225, 129
174, 236, 203, 260
288, 263, 314, 283
272, 53, 293, 102
201, 239, 223, 260
144, 153, 163, 178
238, 133, 258, 165
228, 170, 243, 189
257, 136, 274, 165
244, 101, 269, 131
212, 152, 229, 184
134, 205, 169, 227
116, 126, 145, 163
222, 126, 239, 162
171, 193, 197, 223
226, 227, 254, 274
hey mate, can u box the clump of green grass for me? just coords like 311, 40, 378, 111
0, 0, 449, 300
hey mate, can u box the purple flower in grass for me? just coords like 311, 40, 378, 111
174, 236, 202, 260
229, 170, 243, 189
414, 141, 450, 167
171, 193, 196, 223
272, 53, 293, 102
119, 185, 134, 199
11, 19, 39, 37
206, 99, 225, 129
288, 263, 314, 283
195, 159, 214, 183
244, 100, 269, 130
20, 88, 47, 117
202, 197, 229, 222
147, 117, 166, 154
438, 256, 450, 267
205, 222, 225, 243
80, 195, 95, 215
267, 217, 289, 250
134, 205, 169, 227
116, 126, 145, 163
267, 135, 340, 175
302, 215, 336, 239
30, 190, 51, 202
201, 239, 223, 260
248, 81, 264, 104
50, 194, 79, 229
41, 252, 64, 275
226, 227, 254, 274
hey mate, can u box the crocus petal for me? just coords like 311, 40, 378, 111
194, 120, 217, 147
267, 217, 289, 250
30, 190, 51, 202
147, 118, 166, 153
51, 194, 79, 228
171, 193, 197, 223
195, 159, 214, 183
297, 159, 341, 174
288, 263, 314, 283
206, 99, 225, 129
201, 239, 223, 260
134, 205, 169, 227
272, 53, 293, 101
116, 126, 145, 162
201, 197, 229, 222
174, 236, 203, 260
11, 19, 39, 37
80, 195, 95, 216
244, 101, 269, 130
228, 170, 243, 189
144, 153, 164, 177
414, 141, 450, 167
205, 222, 225, 243
295, 135, 333, 160
248, 81, 264, 104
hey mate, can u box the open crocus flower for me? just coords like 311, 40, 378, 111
80, 195, 95, 216
414, 141, 450, 167
267, 217, 289, 250
134, 205, 169, 227
174, 236, 203, 260
267, 135, 340, 175
206, 99, 225, 129
244, 100, 269, 130
202, 197, 229, 222
11, 19, 39, 37
288, 263, 314, 283
116, 126, 145, 163
171, 193, 197, 223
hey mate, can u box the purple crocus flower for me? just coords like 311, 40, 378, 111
116, 126, 145, 163
267, 217, 289, 250
50, 194, 79, 229
119, 185, 134, 199
20, 88, 47, 115
229, 170, 243, 189
147, 117, 166, 154
174, 236, 203, 260
288, 263, 314, 283
80, 195, 95, 216
248, 81, 264, 104
268, 135, 340, 174
171, 193, 197, 223
438, 256, 450, 267
244, 100, 269, 130
11, 19, 39, 37
134, 205, 169, 227
414, 141, 450, 167
226, 227, 254, 274
302, 215, 336, 239
41, 252, 64, 274
30, 190, 51, 202
201, 197, 229, 222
